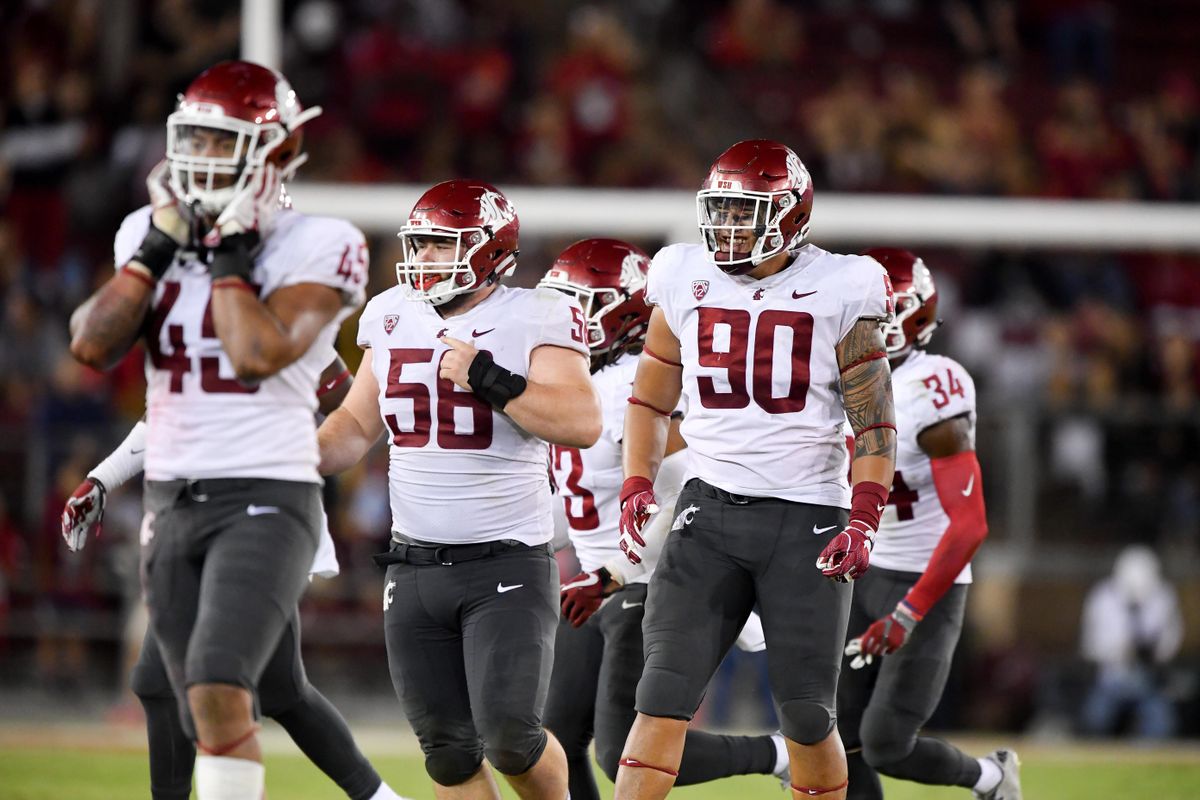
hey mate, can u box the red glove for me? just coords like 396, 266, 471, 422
816, 520, 874, 582
618, 476, 658, 560
845, 601, 921, 668
817, 480, 888, 583
561, 569, 607, 627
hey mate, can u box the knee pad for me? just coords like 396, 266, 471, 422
860, 713, 918, 770
778, 700, 835, 746
130, 659, 175, 700
483, 728, 548, 777
424, 744, 485, 786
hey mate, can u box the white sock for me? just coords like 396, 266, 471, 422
194, 755, 265, 800
974, 757, 1002, 793
369, 782, 412, 800
770, 732, 789, 775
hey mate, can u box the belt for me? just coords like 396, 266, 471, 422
148, 478, 265, 503
372, 538, 550, 567
689, 478, 771, 506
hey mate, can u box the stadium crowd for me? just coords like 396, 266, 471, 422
1, 0, 1197, 740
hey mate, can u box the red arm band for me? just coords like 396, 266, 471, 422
316, 369, 351, 397
839, 350, 886, 373
848, 480, 890, 531
627, 396, 672, 417
903, 450, 988, 618
642, 345, 682, 368
120, 264, 157, 289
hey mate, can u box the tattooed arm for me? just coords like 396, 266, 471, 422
69, 273, 156, 370
837, 318, 896, 491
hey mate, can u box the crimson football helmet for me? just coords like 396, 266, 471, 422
537, 239, 651, 367
396, 180, 520, 306
863, 247, 940, 357
697, 139, 814, 274
166, 60, 321, 216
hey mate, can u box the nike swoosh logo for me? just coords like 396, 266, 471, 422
497, 582, 524, 593
247, 505, 280, 516
621, 600, 644, 609
792, 290, 817, 299
962, 475, 975, 496
130, 448, 145, 455
561, 573, 599, 591
472, 328, 496, 337
321, 378, 340, 393
813, 524, 838, 535
876, 504, 886, 514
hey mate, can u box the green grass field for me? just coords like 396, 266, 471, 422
1, 724, 1198, 799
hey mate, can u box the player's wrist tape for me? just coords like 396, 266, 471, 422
848, 480, 890, 532
467, 351, 527, 410
130, 225, 179, 279
620, 476, 654, 506
209, 232, 259, 282
896, 599, 923, 625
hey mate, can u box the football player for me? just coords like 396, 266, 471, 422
538, 239, 790, 800
615, 139, 897, 800
837, 248, 1021, 800
68, 61, 367, 800
316, 180, 601, 800
61, 357, 408, 800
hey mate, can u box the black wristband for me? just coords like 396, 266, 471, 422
130, 225, 180, 279
597, 566, 612, 586
466, 350, 527, 410
209, 232, 260, 282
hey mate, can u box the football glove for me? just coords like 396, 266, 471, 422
202, 162, 282, 251
61, 477, 107, 552
846, 601, 921, 668
560, 569, 609, 627
618, 476, 657, 565
816, 520, 875, 583
147, 160, 190, 246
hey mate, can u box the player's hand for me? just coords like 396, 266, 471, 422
439, 337, 478, 390
618, 477, 657, 565
560, 570, 606, 627
203, 162, 282, 250
816, 520, 874, 583
847, 602, 920, 668
61, 477, 107, 552
147, 160, 190, 246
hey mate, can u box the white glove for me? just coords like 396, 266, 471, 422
203, 162, 282, 248
61, 477, 107, 552
147, 160, 190, 245
844, 636, 872, 670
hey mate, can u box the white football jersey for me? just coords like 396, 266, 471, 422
646, 243, 893, 507
550, 352, 639, 576
113, 207, 368, 483
357, 284, 589, 545
871, 350, 977, 582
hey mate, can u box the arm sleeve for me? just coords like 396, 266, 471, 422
902, 450, 988, 617
837, 256, 895, 341
88, 420, 148, 490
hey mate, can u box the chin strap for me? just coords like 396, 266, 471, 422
791, 778, 848, 796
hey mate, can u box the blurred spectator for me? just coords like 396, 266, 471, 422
1037, 78, 1130, 198
941, 0, 1019, 69
1079, 545, 1184, 739
1040, 0, 1114, 85
1, 56, 86, 272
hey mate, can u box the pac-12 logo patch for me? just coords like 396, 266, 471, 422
383, 315, 399, 335
692, 280, 710, 301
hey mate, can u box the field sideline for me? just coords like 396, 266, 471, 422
0, 723, 1197, 799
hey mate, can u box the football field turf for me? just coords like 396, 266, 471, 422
1, 724, 1197, 799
